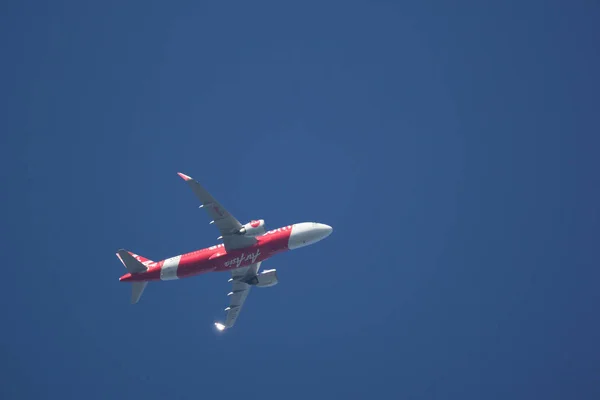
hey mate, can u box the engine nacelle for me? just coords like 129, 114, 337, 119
245, 269, 278, 287
256, 269, 278, 287
238, 219, 266, 236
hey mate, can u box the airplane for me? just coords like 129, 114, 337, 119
116, 172, 333, 331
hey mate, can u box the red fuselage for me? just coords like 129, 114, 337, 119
119, 225, 294, 282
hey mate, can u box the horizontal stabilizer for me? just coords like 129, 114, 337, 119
128, 252, 154, 265
131, 282, 148, 304
116, 249, 148, 274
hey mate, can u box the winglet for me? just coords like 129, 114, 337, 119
177, 172, 192, 181
214, 322, 227, 331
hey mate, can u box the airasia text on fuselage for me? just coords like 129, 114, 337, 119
224, 249, 261, 269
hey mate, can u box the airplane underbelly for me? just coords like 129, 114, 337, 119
176, 256, 216, 278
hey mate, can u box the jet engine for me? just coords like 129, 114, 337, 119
238, 219, 266, 236
245, 269, 278, 287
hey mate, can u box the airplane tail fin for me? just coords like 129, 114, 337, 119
116, 249, 151, 274
116, 249, 152, 304
127, 252, 154, 266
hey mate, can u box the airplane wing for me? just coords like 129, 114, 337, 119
214, 262, 262, 331
177, 172, 257, 251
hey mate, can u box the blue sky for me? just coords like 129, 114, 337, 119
2, 1, 599, 399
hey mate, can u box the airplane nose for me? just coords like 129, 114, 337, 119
318, 223, 333, 238
287, 222, 333, 250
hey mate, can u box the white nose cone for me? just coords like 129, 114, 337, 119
288, 222, 333, 250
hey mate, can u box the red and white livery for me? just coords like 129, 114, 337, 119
117, 172, 333, 331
